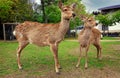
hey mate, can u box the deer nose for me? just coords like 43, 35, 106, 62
72, 13, 76, 17
96, 23, 98, 26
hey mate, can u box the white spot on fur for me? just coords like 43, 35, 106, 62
13, 31, 16, 36
13, 31, 23, 38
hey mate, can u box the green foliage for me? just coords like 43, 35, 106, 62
96, 10, 120, 26
70, 17, 82, 29
0, 0, 86, 24
0, 0, 13, 10
96, 14, 112, 26
112, 10, 120, 24
9, 0, 34, 22
0, 0, 13, 22
32, 13, 43, 22
0, 0, 34, 23
45, 5, 61, 23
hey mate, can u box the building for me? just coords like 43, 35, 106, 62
96, 4, 120, 37
98, 4, 120, 14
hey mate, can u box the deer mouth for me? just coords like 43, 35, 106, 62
65, 18, 70, 21
72, 13, 76, 17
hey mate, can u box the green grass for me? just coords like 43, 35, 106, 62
0, 40, 120, 77
65, 36, 119, 40
102, 36, 118, 40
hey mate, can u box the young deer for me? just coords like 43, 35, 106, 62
76, 16, 102, 69
13, 1, 76, 74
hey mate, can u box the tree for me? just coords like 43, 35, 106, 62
96, 14, 112, 26
96, 11, 120, 36
96, 10, 120, 27
9, 0, 34, 22
112, 10, 120, 24
0, 0, 13, 22
0, 0, 34, 23
0, 0, 86, 25
96, 14, 112, 36
41, 0, 46, 22
45, 5, 61, 23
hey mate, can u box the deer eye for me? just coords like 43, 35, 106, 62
63, 8, 68, 11
88, 20, 92, 22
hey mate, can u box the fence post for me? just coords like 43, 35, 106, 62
3, 24, 6, 41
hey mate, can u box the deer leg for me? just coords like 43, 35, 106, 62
17, 41, 28, 69
50, 44, 60, 74
85, 46, 89, 69
98, 44, 102, 60
76, 46, 82, 68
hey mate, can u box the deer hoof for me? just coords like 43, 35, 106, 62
58, 67, 62, 69
19, 67, 23, 70
85, 67, 88, 69
56, 72, 60, 75
76, 64, 79, 68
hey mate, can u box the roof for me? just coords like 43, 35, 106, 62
98, 4, 120, 10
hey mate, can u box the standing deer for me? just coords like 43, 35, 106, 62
76, 15, 102, 69
13, 1, 76, 74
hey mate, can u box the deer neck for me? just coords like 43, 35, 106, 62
59, 17, 70, 36
84, 27, 92, 39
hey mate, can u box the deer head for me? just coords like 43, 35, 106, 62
58, 0, 76, 20
80, 15, 97, 28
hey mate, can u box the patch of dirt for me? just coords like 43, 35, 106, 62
112, 45, 120, 51
44, 67, 120, 78
1, 67, 120, 78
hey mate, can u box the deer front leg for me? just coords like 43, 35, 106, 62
17, 46, 23, 70
76, 46, 82, 68
98, 45, 102, 60
17, 42, 28, 70
50, 44, 60, 74
84, 46, 89, 69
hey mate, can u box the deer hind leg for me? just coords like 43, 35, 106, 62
93, 43, 102, 60
17, 41, 29, 69
50, 44, 60, 74
76, 46, 83, 68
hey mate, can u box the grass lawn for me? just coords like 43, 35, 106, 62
102, 36, 118, 40
0, 39, 120, 78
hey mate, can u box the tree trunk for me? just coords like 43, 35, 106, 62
41, 0, 46, 23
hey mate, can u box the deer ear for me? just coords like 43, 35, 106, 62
58, 0, 63, 9
71, 3, 76, 9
